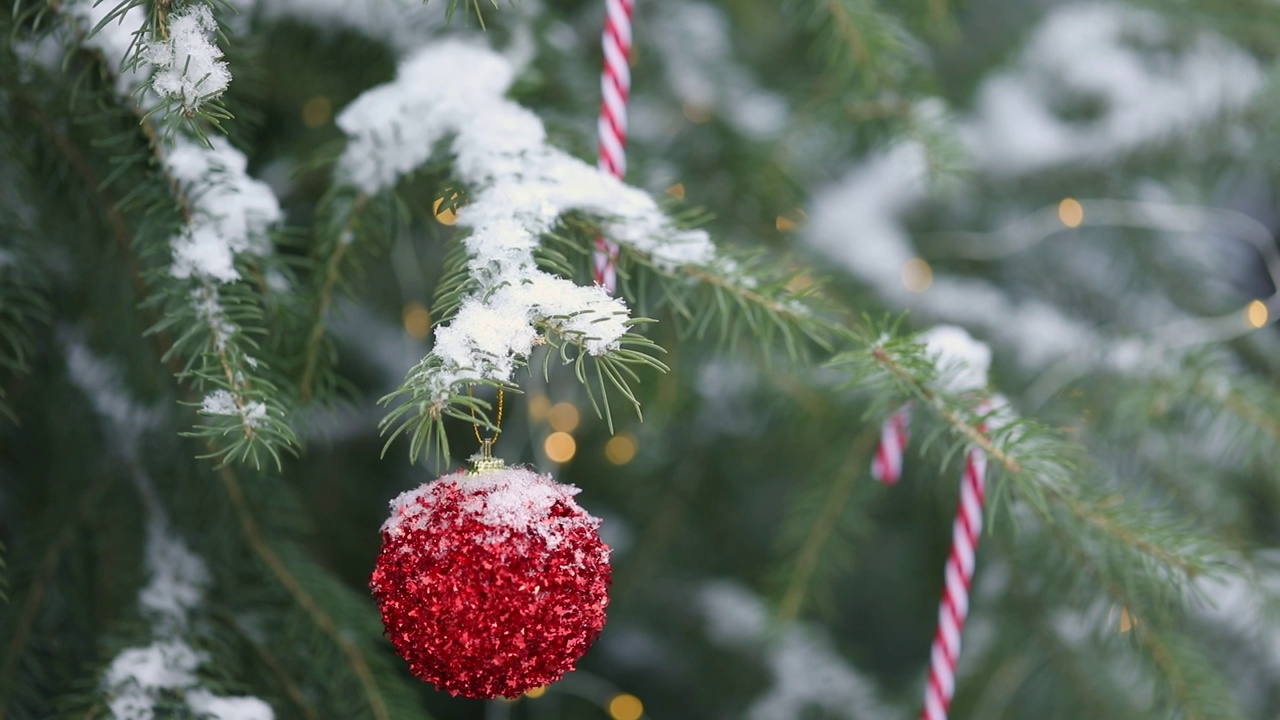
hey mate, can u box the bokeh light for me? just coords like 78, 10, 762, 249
608, 693, 644, 720
901, 258, 933, 293
549, 402, 580, 432
605, 434, 638, 465
402, 302, 431, 339
544, 432, 576, 463
1058, 198, 1084, 228
1246, 299, 1269, 329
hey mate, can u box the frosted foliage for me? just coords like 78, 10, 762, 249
142, 5, 231, 109
201, 389, 268, 428
698, 582, 893, 720
65, 0, 149, 94
250, 0, 446, 53
193, 287, 237, 351
805, 4, 1260, 372
105, 641, 204, 720
185, 690, 275, 720
382, 467, 597, 551
337, 41, 713, 401
963, 4, 1262, 175
139, 521, 210, 626
649, 2, 788, 140
166, 137, 282, 283
62, 339, 157, 454
920, 325, 991, 393
1198, 559, 1280, 672
61, 343, 272, 719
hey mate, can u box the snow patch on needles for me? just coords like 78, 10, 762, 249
805, 4, 1260, 372
201, 389, 268, 428
61, 339, 273, 720
699, 581, 894, 720
963, 4, 1262, 175
920, 325, 991, 394
143, 5, 231, 111
166, 136, 281, 283
337, 41, 711, 401
65, 0, 150, 95
139, 521, 211, 627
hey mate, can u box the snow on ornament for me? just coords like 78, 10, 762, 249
371, 463, 611, 699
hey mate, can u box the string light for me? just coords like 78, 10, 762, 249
544, 432, 576, 463
901, 258, 933, 293
402, 302, 432, 339
605, 433, 638, 465
607, 693, 644, 720
1246, 299, 1269, 329
665, 183, 686, 200
549, 402, 580, 432
1058, 198, 1084, 228
301, 96, 332, 128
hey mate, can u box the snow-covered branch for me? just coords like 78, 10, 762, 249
340, 41, 714, 458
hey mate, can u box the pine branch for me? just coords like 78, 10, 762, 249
0, 471, 114, 712
551, 216, 850, 361
215, 609, 322, 720
299, 191, 369, 402
39, 0, 301, 468
773, 430, 877, 624
442, 0, 501, 28
797, 0, 918, 90
836, 327, 1227, 586
216, 464, 393, 720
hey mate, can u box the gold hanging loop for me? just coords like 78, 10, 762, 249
468, 386, 505, 473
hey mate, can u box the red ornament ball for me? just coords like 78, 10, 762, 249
370, 466, 611, 699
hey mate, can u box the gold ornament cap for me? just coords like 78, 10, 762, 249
468, 438, 506, 475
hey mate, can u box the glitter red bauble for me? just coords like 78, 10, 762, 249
370, 466, 611, 699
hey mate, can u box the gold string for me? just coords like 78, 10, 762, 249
467, 386, 504, 460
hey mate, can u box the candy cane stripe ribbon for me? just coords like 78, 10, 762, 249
922, 438, 986, 720
871, 404, 911, 483
593, 0, 635, 293
872, 404, 989, 720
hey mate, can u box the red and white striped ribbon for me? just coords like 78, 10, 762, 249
592, 0, 636, 294
871, 404, 911, 484
921, 432, 987, 720
872, 404, 990, 720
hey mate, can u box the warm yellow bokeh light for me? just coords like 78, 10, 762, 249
901, 258, 933, 293
1058, 198, 1084, 228
548, 402, 580, 433
605, 433, 638, 465
1246, 299, 1269, 329
775, 209, 807, 233
665, 183, 686, 200
402, 302, 432, 339
301, 96, 332, 128
1118, 607, 1135, 634
608, 693, 644, 720
544, 432, 577, 463
523, 686, 548, 699
527, 394, 552, 421
433, 197, 458, 225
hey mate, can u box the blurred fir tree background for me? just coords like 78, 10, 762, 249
3, 0, 1280, 719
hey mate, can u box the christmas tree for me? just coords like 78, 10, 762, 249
3, 0, 1280, 718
